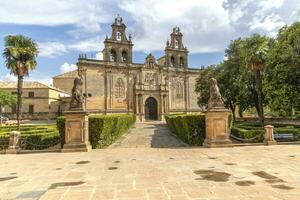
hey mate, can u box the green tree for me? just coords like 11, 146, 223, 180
243, 34, 272, 126
2, 35, 38, 131
0, 91, 17, 125
264, 22, 300, 116
217, 38, 250, 121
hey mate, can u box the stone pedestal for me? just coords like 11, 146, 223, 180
264, 125, 277, 145
6, 131, 20, 154
62, 111, 91, 152
203, 108, 232, 148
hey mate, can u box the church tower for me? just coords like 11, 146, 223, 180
164, 27, 188, 68
103, 16, 133, 63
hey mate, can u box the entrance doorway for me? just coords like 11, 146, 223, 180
145, 97, 158, 120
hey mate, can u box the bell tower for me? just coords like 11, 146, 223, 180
103, 16, 133, 63
165, 27, 188, 68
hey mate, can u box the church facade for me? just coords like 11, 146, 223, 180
53, 16, 202, 121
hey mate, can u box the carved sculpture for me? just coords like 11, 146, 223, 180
70, 69, 84, 110
208, 78, 224, 109
144, 73, 156, 86
145, 54, 156, 68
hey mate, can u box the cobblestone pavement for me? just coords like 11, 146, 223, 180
0, 145, 300, 200
109, 121, 187, 148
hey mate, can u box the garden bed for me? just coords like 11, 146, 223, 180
231, 122, 300, 143
0, 124, 60, 150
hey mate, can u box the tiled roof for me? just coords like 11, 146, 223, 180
0, 81, 69, 94
53, 70, 78, 78
0, 81, 49, 89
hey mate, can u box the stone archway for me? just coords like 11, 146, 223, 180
145, 97, 158, 120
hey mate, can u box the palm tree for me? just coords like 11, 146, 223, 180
244, 34, 270, 126
2, 35, 38, 131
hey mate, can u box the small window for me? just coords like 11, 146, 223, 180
88, 93, 92, 97
175, 40, 179, 48
116, 32, 122, 41
28, 92, 34, 98
179, 57, 184, 67
170, 56, 175, 67
29, 105, 34, 114
110, 49, 117, 62
121, 50, 127, 63
11, 105, 16, 114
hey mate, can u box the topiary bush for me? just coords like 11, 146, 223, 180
165, 114, 205, 146
56, 114, 136, 149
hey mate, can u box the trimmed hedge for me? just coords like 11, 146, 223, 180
165, 113, 233, 146
56, 114, 136, 149
231, 121, 300, 142
0, 124, 60, 150
165, 114, 205, 146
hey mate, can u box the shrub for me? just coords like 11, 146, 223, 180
56, 116, 65, 147
231, 121, 300, 142
56, 114, 136, 149
165, 114, 205, 146
230, 127, 264, 143
0, 124, 60, 150
20, 132, 61, 150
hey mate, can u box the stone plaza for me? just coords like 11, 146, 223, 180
0, 122, 299, 200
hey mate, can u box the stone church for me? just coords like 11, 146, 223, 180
53, 16, 201, 121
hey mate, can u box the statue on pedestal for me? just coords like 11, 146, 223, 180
208, 78, 224, 109
70, 69, 85, 110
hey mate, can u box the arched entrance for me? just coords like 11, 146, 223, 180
145, 97, 158, 120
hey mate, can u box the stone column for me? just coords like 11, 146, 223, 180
264, 125, 277, 145
62, 111, 91, 152
6, 131, 20, 154
203, 108, 232, 148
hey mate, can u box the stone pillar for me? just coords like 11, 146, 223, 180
203, 108, 232, 148
6, 131, 20, 154
62, 111, 91, 152
264, 125, 277, 145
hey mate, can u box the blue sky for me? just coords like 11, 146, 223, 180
0, 0, 299, 85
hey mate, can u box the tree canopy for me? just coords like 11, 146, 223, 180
195, 21, 300, 121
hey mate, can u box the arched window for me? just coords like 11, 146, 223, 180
116, 31, 122, 41
170, 56, 175, 67
175, 40, 179, 48
179, 57, 184, 67
121, 50, 127, 63
110, 49, 117, 62
115, 78, 125, 98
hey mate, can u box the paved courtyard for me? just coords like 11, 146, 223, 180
109, 121, 187, 148
1, 144, 300, 200
1, 122, 300, 200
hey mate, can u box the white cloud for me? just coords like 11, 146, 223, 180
119, 0, 232, 53
38, 42, 68, 58
68, 36, 103, 52
60, 62, 77, 74
0, 0, 113, 33
0, 74, 17, 82
0, 0, 299, 56
95, 52, 103, 60
223, 0, 299, 37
